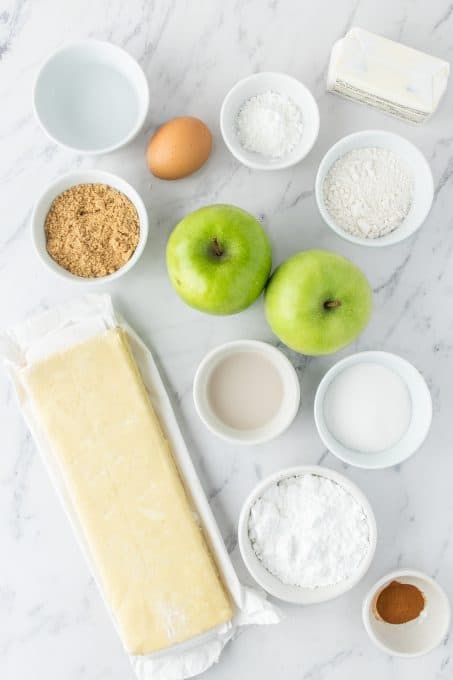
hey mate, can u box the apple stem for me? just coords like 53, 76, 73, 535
324, 300, 341, 309
211, 237, 224, 258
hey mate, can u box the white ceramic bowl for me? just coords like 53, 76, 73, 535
314, 351, 432, 470
31, 169, 149, 284
363, 569, 450, 657
220, 72, 320, 170
238, 465, 377, 604
34, 40, 149, 154
193, 340, 300, 445
315, 130, 434, 246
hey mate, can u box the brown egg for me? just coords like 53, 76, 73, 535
146, 116, 212, 180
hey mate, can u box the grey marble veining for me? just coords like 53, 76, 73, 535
1, 1, 452, 678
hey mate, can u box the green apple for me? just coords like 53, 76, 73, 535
166, 204, 272, 315
264, 249, 372, 355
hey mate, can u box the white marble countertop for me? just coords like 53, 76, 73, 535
1, 1, 452, 678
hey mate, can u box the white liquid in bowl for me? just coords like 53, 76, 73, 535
206, 351, 284, 431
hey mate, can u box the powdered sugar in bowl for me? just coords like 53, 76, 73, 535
238, 465, 377, 604
315, 130, 433, 247
220, 72, 320, 170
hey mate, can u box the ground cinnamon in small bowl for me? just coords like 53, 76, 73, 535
45, 183, 140, 278
374, 580, 425, 624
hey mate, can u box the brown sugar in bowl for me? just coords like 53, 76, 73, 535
31, 169, 149, 283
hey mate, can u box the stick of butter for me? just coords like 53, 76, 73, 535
327, 27, 450, 123
23, 328, 232, 656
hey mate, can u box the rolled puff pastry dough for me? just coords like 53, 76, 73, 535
23, 328, 232, 655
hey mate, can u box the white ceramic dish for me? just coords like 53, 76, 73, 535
220, 72, 320, 170
193, 340, 300, 445
314, 351, 432, 470
33, 40, 149, 154
238, 465, 377, 604
31, 169, 149, 284
315, 130, 434, 247
363, 569, 450, 657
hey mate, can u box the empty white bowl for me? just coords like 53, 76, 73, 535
193, 340, 300, 445
31, 169, 148, 284
315, 130, 434, 246
34, 40, 149, 154
363, 569, 450, 657
314, 351, 432, 470
238, 465, 377, 604
220, 72, 320, 170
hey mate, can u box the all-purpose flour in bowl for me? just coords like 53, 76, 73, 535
248, 474, 370, 589
323, 147, 413, 239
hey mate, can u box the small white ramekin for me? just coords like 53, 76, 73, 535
31, 169, 149, 284
33, 40, 149, 154
220, 72, 319, 170
363, 569, 451, 657
314, 351, 432, 470
238, 465, 377, 604
193, 340, 300, 445
315, 130, 434, 247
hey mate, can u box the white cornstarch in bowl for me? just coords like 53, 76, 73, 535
235, 91, 303, 158
248, 474, 370, 589
323, 147, 413, 239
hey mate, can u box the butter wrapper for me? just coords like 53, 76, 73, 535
1, 295, 279, 680
327, 27, 450, 123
